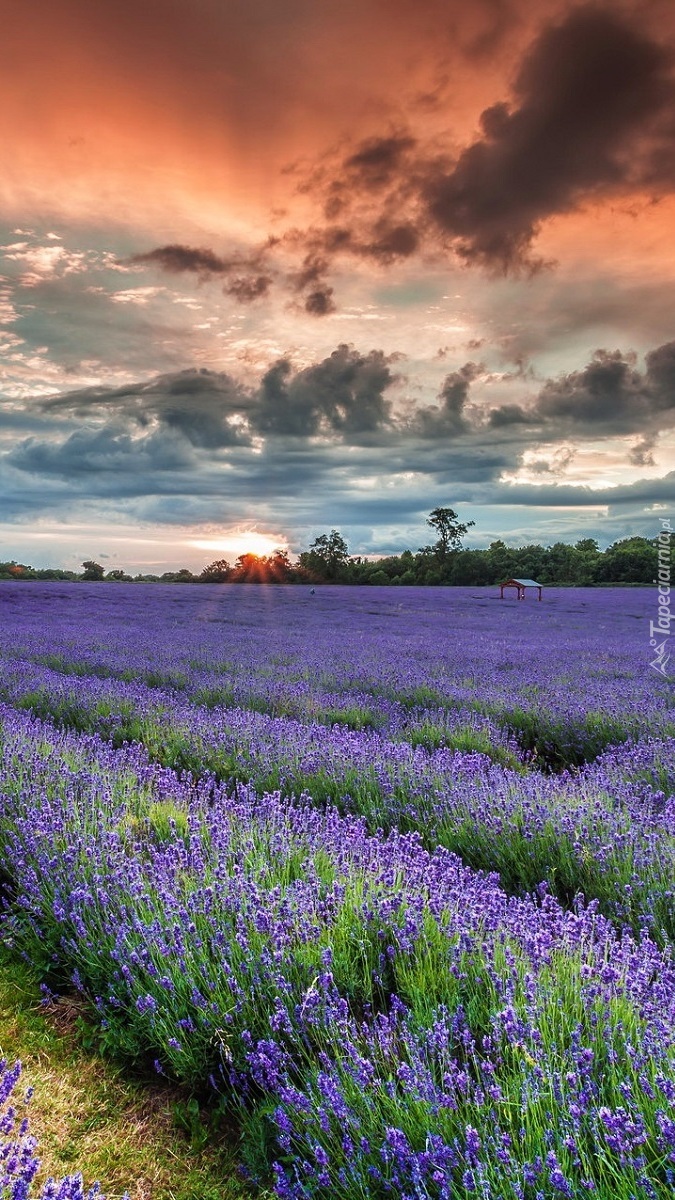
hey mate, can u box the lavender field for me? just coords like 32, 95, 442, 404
1, 583, 675, 1199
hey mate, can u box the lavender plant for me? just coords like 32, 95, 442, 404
0, 1058, 110, 1200
1, 708, 675, 1195
0, 583, 673, 1195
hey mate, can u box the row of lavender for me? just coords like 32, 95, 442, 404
0, 653, 673, 942
1, 583, 673, 1196
2, 705, 675, 1198
0, 583, 668, 767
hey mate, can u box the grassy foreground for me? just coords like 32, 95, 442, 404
0, 952, 253, 1200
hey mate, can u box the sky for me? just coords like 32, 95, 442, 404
1, 0, 675, 572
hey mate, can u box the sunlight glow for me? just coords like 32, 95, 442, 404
190, 530, 288, 559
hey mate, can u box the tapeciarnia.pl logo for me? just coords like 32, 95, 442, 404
650, 518, 672, 677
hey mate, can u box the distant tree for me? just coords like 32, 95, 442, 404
299, 530, 350, 581
423, 508, 475, 562
597, 537, 658, 584
231, 553, 268, 583
105, 569, 132, 582
542, 542, 580, 585
484, 540, 517, 583
81, 560, 105, 581
35, 568, 78, 580
447, 549, 492, 586
5, 562, 35, 579
573, 538, 601, 585
515, 544, 547, 582
160, 568, 196, 582
367, 569, 390, 586
200, 559, 232, 583
266, 548, 293, 583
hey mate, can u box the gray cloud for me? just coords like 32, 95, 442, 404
17, 346, 399, 459
487, 340, 675, 437
483, 470, 675, 508
488, 402, 532, 428
629, 435, 657, 466
252, 345, 395, 438
10, 424, 197, 481
2, 338, 672, 546
413, 362, 480, 436
342, 135, 418, 191
24, 337, 675, 461
40, 369, 254, 449
225, 274, 273, 302
303, 287, 336, 316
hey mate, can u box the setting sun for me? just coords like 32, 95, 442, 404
189, 530, 288, 560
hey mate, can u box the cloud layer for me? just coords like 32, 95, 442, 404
1, 339, 672, 547
126, 5, 675, 306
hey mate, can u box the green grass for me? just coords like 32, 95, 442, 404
0, 953, 257, 1200
406, 720, 524, 768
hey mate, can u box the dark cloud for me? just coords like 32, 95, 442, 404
282, 6, 675, 280
535, 343, 675, 434
224, 273, 273, 302
487, 340, 675, 437
646, 338, 675, 393
284, 253, 338, 314
24, 337, 675, 468
414, 362, 481, 436
362, 220, 420, 264
130, 245, 233, 277
130, 144, 419, 314
536, 349, 645, 426
32, 347, 397, 446
252, 345, 394, 437
285, 220, 420, 310
10, 425, 196, 480
423, 6, 675, 269
304, 287, 336, 315
124, 8, 675, 302
629, 435, 656, 467
40, 369, 254, 449
342, 135, 418, 190
17, 333, 675, 480
483, 471, 675, 509
129, 243, 275, 303
488, 402, 531, 428
132, 240, 337, 314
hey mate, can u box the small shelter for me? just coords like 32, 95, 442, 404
499, 577, 543, 601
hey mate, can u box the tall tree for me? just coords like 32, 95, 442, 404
425, 508, 475, 561
200, 559, 232, 583
267, 548, 293, 583
300, 530, 350, 581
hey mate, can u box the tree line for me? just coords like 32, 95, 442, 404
0, 509, 669, 586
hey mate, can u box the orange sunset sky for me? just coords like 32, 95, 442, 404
1, 0, 674, 569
